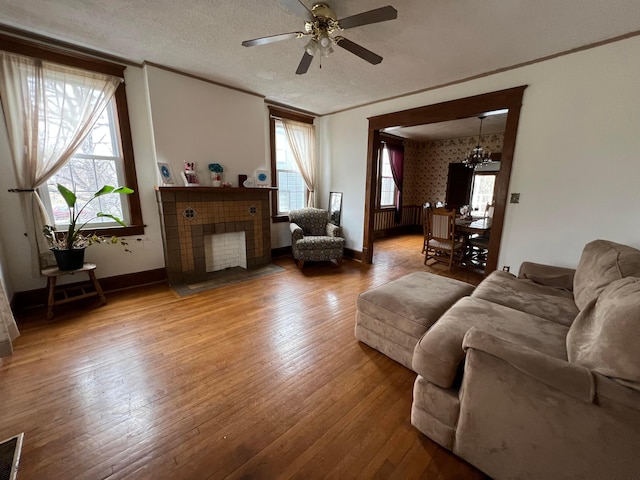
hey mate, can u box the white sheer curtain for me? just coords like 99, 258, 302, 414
282, 119, 317, 208
0, 278, 19, 361
0, 51, 122, 273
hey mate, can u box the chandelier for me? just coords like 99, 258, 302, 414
463, 116, 492, 169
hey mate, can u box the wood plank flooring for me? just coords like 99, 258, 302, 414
1, 234, 487, 479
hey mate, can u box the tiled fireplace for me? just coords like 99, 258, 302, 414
155, 187, 273, 284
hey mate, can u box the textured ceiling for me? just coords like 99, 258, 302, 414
1, 0, 640, 115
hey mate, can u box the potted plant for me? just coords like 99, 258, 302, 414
208, 163, 224, 187
43, 183, 134, 270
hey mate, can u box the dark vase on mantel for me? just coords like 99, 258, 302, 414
52, 247, 86, 271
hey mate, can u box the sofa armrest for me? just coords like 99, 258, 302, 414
290, 222, 303, 241
326, 222, 342, 237
517, 261, 576, 291
462, 327, 594, 403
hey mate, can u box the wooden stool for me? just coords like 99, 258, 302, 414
41, 263, 107, 319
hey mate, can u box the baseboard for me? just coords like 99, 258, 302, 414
11, 267, 167, 314
344, 248, 363, 261
374, 225, 421, 238
271, 246, 292, 258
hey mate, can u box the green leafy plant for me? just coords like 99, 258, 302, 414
43, 184, 134, 251
208, 163, 223, 173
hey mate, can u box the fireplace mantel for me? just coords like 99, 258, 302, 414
155, 186, 274, 284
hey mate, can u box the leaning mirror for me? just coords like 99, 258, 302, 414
329, 192, 343, 226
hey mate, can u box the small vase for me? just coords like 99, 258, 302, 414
211, 172, 223, 187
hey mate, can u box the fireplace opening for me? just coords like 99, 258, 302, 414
204, 232, 247, 272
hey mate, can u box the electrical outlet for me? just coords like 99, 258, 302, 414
502, 265, 510, 272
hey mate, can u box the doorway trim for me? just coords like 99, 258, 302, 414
363, 85, 527, 273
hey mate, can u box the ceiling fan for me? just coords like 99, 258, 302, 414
241, 1, 398, 74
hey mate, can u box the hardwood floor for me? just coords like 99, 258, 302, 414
1, 234, 487, 479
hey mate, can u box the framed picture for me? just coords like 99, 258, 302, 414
157, 162, 174, 185
329, 191, 343, 226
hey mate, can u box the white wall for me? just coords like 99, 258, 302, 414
145, 65, 268, 189
321, 36, 640, 270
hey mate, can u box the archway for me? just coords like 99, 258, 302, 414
363, 86, 527, 273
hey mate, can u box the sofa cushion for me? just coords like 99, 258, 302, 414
567, 276, 640, 391
413, 297, 570, 389
472, 271, 578, 326
357, 272, 474, 339
573, 240, 640, 310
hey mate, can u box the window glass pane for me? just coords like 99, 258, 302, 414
43, 100, 128, 228
275, 121, 306, 214
471, 174, 496, 213
379, 146, 397, 207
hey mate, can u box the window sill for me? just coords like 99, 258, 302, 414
79, 225, 145, 237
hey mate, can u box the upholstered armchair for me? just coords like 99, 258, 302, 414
289, 207, 345, 269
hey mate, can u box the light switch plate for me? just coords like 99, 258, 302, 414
510, 193, 520, 204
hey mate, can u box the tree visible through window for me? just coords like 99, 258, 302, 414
42, 100, 128, 227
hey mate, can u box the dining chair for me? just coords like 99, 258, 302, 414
424, 208, 464, 271
468, 203, 493, 268
421, 202, 432, 254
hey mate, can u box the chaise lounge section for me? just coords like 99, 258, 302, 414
411, 239, 640, 479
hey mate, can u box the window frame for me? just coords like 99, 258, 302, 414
377, 144, 398, 209
376, 136, 403, 210
470, 171, 498, 214
0, 32, 144, 237
268, 106, 314, 223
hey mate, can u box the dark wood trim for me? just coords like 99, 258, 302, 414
344, 247, 363, 261
11, 268, 166, 315
268, 107, 315, 217
271, 246, 292, 258
268, 106, 315, 124
0, 32, 126, 77
364, 86, 528, 273
114, 83, 144, 235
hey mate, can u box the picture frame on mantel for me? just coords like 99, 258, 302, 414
157, 162, 175, 185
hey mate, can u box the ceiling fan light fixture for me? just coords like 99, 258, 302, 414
320, 44, 334, 57
305, 38, 319, 56
318, 31, 331, 48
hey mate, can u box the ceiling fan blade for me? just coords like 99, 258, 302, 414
242, 32, 303, 47
281, 0, 314, 21
338, 5, 398, 30
295, 52, 314, 75
335, 37, 383, 65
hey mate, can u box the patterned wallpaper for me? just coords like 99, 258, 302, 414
403, 133, 504, 206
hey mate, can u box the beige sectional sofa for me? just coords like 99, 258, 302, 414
411, 239, 640, 479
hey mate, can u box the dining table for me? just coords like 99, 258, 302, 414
455, 216, 492, 235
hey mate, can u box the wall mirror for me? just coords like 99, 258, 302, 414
329, 192, 343, 226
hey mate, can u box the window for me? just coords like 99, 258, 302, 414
0, 33, 144, 236
379, 145, 397, 208
470, 173, 496, 213
274, 119, 306, 215
42, 99, 130, 228
269, 106, 315, 221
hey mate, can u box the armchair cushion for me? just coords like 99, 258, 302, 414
567, 276, 640, 391
518, 261, 575, 291
573, 239, 640, 310
288, 207, 327, 236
